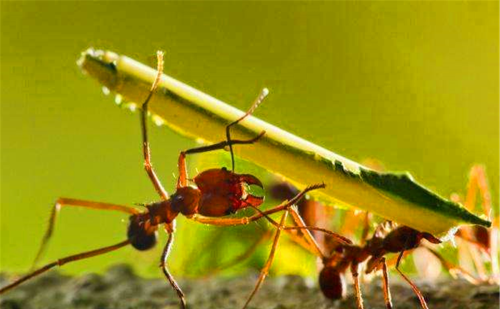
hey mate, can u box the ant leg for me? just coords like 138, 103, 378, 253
464, 165, 492, 214
253, 203, 351, 256
351, 262, 364, 309
457, 165, 498, 281
249, 205, 352, 249
248, 205, 327, 258
160, 232, 186, 309
424, 246, 480, 284
491, 229, 500, 283
0, 240, 130, 295
283, 225, 352, 246
288, 207, 328, 258
380, 257, 393, 309
176, 132, 265, 188
282, 228, 325, 258
360, 212, 372, 245
140, 51, 169, 199
32, 198, 138, 269
242, 209, 288, 309
395, 250, 429, 309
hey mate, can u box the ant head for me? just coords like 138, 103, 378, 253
127, 216, 158, 251
319, 266, 346, 300
194, 168, 264, 216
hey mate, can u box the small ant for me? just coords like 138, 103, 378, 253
268, 180, 489, 309
0, 52, 350, 309
450, 165, 498, 284
314, 223, 442, 309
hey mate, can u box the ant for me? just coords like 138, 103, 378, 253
0, 51, 350, 309
449, 165, 498, 284
268, 179, 491, 309
315, 220, 497, 309
313, 223, 441, 309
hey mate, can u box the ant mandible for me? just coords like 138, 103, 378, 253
0, 51, 350, 309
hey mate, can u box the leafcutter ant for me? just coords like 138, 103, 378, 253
316, 219, 497, 309
0, 51, 350, 309
268, 176, 492, 309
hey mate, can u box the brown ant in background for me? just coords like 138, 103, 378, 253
450, 165, 498, 284
276, 206, 476, 309
0, 52, 350, 309
269, 178, 489, 309
316, 220, 496, 309
237, 183, 448, 308
314, 223, 442, 309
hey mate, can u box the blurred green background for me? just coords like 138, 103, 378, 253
1, 1, 498, 279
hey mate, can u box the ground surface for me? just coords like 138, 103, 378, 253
0, 265, 498, 309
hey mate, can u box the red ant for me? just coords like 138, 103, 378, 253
268, 180, 491, 309
283, 214, 466, 309
0, 51, 350, 309
315, 223, 439, 309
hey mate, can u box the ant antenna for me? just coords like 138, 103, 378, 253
141, 51, 164, 158
226, 88, 269, 172
143, 51, 164, 105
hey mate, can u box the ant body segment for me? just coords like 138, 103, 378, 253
0, 52, 350, 309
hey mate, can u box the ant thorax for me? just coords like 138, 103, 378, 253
170, 186, 202, 216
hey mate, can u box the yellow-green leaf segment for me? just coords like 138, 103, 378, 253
78, 49, 491, 238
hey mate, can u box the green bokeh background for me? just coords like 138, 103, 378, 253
1, 1, 498, 279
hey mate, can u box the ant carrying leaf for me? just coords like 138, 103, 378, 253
0, 51, 349, 309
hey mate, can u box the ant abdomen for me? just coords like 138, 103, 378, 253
319, 266, 346, 300
127, 216, 158, 251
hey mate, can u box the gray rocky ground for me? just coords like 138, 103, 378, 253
0, 265, 498, 309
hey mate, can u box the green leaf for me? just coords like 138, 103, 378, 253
78, 48, 491, 238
